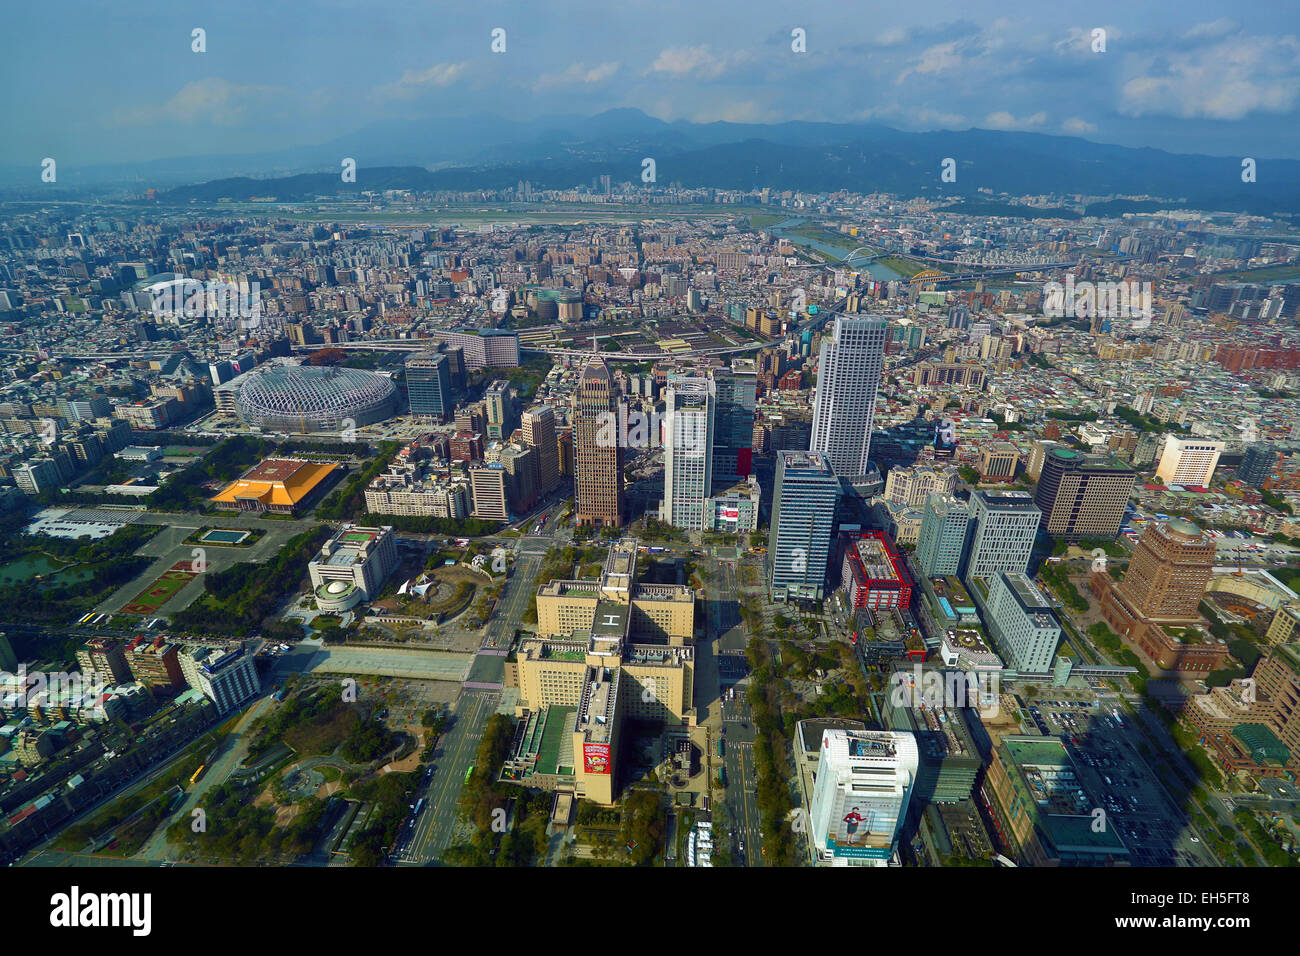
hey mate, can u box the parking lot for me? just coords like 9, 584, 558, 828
1023, 695, 1216, 867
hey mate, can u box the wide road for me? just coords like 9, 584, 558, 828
700, 553, 766, 866
721, 694, 763, 867
398, 688, 499, 865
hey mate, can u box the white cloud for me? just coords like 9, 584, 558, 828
1062, 117, 1098, 134
1120, 34, 1300, 120
649, 45, 749, 79
532, 62, 621, 91
110, 78, 279, 127
853, 105, 966, 128
983, 111, 1047, 130
376, 62, 468, 101
1183, 18, 1240, 42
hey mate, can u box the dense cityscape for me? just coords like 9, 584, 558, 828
0, 0, 1294, 937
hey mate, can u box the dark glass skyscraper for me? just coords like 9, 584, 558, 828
768, 450, 841, 601
406, 351, 452, 423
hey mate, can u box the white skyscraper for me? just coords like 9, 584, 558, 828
1154, 435, 1224, 488
808, 729, 919, 867
810, 315, 887, 482
660, 377, 715, 530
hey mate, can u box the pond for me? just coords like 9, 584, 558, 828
0, 553, 94, 587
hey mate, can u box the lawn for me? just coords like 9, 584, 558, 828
119, 561, 199, 614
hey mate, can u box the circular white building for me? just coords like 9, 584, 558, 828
313, 578, 363, 612
235, 365, 398, 434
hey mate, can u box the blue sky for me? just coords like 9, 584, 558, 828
3, 0, 1300, 166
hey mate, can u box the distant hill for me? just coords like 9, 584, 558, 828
148, 112, 1300, 216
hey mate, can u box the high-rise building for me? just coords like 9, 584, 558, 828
1025, 440, 1060, 482
1186, 644, 1300, 778
768, 450, 841, 601
660, 377, 715, 530
963, 491, 1040, 584
1265, 602, 1300, 645
521, 405, 560, 495
979, 443, 1019, 481
981, 571, 1061, 674
1238, 443, 1278, 488
884, 463, 958, 509
484, 380, 513, 439
1155, 436, 1224, 487
573, 356, 622, 528
179, 645, 259, 714
839, 531, 913, 611
807, 729, 919, 867
432, 329, 520, 369
124, 636, 184, 691
915, 494, 972, 578
76, 638, 131, 686
1117, 519, 1215, 622
406, 351, 452, 422
809, 314, 887, 483
1033, 448, 1135, 542
711, 363, 757, 485
470, 464, 510, 521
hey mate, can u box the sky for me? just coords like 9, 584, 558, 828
3, 0, 1300, 168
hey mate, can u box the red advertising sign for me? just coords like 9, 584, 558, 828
583, 743, 611, 775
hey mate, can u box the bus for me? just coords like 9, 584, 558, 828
464, 765, 474, 783
190, 764, 207, 786
717, 738, 725, 757
413, 798, 425, 817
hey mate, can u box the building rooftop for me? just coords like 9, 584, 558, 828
210, 458, 339, 508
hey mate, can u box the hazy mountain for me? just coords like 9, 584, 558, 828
32, 108, 1298, 215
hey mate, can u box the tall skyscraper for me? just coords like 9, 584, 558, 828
1118, 519, 1215, 622
484, 380, 513, 439
711, 363, 757, 485
915, 494, 972, 578
768, 450, 841, 601
1032, 448, 1135, 542
963, 490, 1040, 584
1238, 443, 1278, 488
522, 405, 560, 496
406, 351, 452, 423
808, 729, 919, 867
1155, 436, 1224, 487
809, 314, 887, 484
660, 377, 715, 530
573, 356, 622, 528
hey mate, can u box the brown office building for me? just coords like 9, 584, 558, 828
1118, 519, 1215, 621
1183, 644, 1300, 778
979, 443, 1019, 481
75, 638, 131, 686
1092, 519, 1226, 673
573, 356, 622, 528
1033, 448, 1135, 542
125, 635, 185, 691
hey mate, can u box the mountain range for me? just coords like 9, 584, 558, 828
8, 109, 1299, 216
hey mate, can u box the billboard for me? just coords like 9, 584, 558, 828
583, 743, 611, 775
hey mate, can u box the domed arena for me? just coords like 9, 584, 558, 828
235, 364, 398, 434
